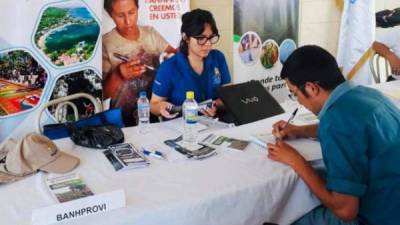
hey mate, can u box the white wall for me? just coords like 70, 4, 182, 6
299, 0, 341, 55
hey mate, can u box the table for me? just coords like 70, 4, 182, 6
0, 113, 321, 225
2, 80, 399, 225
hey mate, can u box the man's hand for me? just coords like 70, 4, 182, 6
388, 56, 400, 75
267, 140, 306, 168
272, 120, 300, 140
119, 59, 146, 80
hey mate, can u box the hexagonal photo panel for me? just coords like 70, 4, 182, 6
47, 69, 102, 121
0, 49, 49, 117
33, 1, 100, 67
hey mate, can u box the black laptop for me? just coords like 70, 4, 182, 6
217, 80, 284, 125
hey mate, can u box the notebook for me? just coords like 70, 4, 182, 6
218, 80, 285, 125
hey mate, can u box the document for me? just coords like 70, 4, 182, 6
250, 133, 322, 161
200, 133, 249, 151
46, 173, 94, 203
103, 143, 150, 171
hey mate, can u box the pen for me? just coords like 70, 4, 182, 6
113, 53, 155, 71
142, 148, 167, 160
283, 108, 298, 129
275, 108, 298, 142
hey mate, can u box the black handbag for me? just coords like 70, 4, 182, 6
376, 8, 400, 28
69, 124, 124, 149
43, 108, 125, 140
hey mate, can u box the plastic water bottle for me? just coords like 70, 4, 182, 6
137, 91, 150, 134
183, 91, 198, 146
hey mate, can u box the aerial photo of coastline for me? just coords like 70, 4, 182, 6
0, 50, 48, 117
34, 2, 100, 67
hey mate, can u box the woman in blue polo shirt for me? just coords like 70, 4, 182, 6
150, 9, 231, 118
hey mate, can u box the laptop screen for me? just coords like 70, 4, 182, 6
217, 80, 284, 125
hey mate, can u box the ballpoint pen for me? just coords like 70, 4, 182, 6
113, 53, 155, 71
142, 148, 167, 160
276, 108, 298, 141
283, 108, 299, 129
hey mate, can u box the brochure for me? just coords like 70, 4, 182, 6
45, 173, 93, 203
103, 143, 150, 171
250, 132, 322, 161
200, 133, 249, 151
164, 135, 217, 160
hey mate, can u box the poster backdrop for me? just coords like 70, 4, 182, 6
233, 0, 299, 103
0, 0, 102, 142
102, 0, 189, 126
0, 0, 188, 142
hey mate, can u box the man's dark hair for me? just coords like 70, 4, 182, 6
104, 0, 139, 16
179, 9, 219, 56
281, 45, 345, 92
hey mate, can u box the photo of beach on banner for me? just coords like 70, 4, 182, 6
33, 1, 100, 67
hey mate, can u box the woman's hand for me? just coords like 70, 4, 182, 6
119, 59, 146, 80
200, 101, 217, 117
159, 102, 179, 119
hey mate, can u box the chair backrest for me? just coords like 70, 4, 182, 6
369, 53, 392, 83
36, 93, 102, 133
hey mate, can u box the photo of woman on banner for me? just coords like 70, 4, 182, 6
150, 9, 231, 119
102, 0, 176, 126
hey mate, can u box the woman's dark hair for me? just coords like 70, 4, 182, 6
280, 45, 345, 93
179, 9, 219, 56
104, 0, 139, 16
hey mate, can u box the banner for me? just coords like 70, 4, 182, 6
101, 0, 188, 126
337, 0, 375, 85
0, 0, 188, 142
233, 0, 299, 103
0, 0, 102, 142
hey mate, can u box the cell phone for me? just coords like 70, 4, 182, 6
167, 105, 182, 114
198, 99, 213, 111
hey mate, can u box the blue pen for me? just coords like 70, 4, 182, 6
142, 148, 167, 160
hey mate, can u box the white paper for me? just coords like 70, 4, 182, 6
250, 133, 322, 161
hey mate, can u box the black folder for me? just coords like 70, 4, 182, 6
218, 80, 284, 125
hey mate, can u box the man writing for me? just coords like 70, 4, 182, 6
268, 45, 400, 225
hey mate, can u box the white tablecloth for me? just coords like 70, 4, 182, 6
2, 80, 399, 225
0, 113, 322, 225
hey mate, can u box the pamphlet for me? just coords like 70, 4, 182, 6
200, 133, 249, 151
103, 143, 150, 171
250, 133, 322, 161
45, 173, 93, 203
164, 135, 217, 160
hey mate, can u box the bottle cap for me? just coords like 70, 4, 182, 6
139, 91, 146, 97
186, 91, 194, 99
